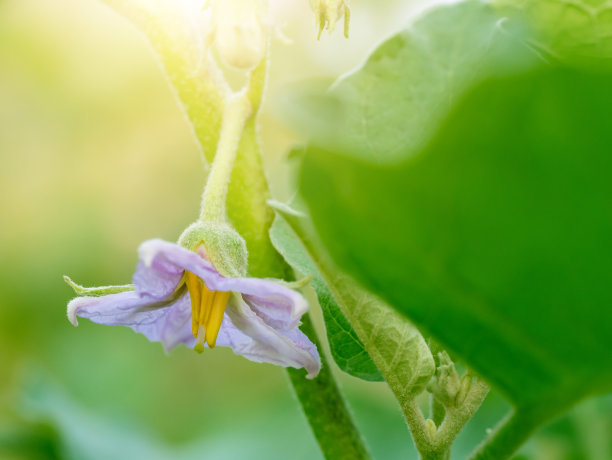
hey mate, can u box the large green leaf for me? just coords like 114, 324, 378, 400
300, 65, 612, 423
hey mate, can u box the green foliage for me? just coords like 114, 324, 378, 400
327, 274, 435, 399
294, 2, 612, 457
301, 64, 612, 428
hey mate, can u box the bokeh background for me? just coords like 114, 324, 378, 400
0, 0, 610, 459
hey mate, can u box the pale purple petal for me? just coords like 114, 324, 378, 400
215, 294, 321, 378
67, 291, 167, 327
67, 290, 193, 352
138, 239, 308, 329
132, 295, 195, 352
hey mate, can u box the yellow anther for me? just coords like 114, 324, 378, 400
200, 282, 214, 328
206, 291, 230, 348
185, 271, 202, 337
185, 270, 230, 351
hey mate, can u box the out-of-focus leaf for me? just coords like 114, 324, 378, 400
300, 65, 612, 423
270, 213, 435, 397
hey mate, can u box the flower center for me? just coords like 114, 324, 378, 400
185, 271, 230, 352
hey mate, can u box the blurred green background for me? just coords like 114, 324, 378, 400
0, 0, 609, 459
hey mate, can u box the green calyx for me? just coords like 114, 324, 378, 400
178, 221, 248, 278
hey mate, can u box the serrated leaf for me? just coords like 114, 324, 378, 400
328, 275, 435, 400
300, 65, 612, 423
271, 213, 435, 396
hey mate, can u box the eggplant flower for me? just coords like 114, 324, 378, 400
66, 239, 321, 378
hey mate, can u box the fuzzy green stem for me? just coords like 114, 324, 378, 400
287, 314, 371, 460
433, 379, 490, 452
200, 93, 252, 223
402, 399, 435, 457
468, 409, 541, 460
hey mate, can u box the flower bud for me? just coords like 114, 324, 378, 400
178, 221, 248, 277
427, 351, 462, 408
212, 0, 268, 70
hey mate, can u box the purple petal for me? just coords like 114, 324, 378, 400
67, 290, 193, 352
138, 239, 308, 329
216, 294, 321, 378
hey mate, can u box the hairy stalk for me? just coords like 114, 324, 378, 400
287, 314, 371, 460
402, 399, 435, 457
432, 378, 490, 452
200, 92, 252, 223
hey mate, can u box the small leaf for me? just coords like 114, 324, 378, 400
328, 274, 435, 399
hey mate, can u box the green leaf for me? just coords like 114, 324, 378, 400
270, 213, 435, 396
300, 64, 612, 426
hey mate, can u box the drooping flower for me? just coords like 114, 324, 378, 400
66, 239, 321, 378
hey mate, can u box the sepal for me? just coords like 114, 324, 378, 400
63, 276, 134, 297
178, 221, 248, 278
427, 351, 462, 408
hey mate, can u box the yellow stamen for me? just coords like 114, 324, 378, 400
199, 282, 214, 328
185, 268, 230, 351
206, 291, 230, 348
185, 271, 202, 338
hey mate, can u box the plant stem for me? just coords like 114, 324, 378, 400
468, 409, 541, 460
434, 378, 490, 451
286, 314, 371, 460
200, 92, 252, 223
402, 399, 436, 457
